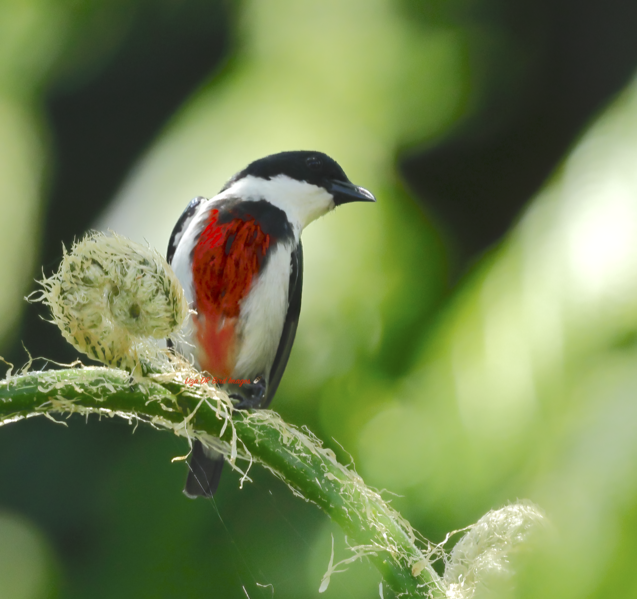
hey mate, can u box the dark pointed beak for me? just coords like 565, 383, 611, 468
328, 180, 376, 206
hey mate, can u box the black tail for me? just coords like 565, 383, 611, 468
183, 440, 225, 498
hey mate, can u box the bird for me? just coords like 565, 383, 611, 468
166, 150, 375, 498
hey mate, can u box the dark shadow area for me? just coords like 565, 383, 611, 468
401, 0, 637, 264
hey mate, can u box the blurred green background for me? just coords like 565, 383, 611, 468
3, 0, 637, 597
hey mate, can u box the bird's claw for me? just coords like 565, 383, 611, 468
229, 376, 266, 410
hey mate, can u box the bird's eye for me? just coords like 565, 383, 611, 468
305, 156, 322, 171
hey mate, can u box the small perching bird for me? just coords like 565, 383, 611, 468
167, 150, 375, 498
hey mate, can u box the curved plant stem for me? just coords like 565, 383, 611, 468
0, 367, 443, 597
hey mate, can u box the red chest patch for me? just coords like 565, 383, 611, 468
191, 208, 270, 377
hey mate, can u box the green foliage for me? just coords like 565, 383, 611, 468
2, 0, 637, 598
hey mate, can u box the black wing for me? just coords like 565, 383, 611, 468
262, 242, 303, 408
166, 196, 206, 265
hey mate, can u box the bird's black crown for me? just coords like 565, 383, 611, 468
221, 151, 352, 192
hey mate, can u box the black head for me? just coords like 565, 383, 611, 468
222, 151, 376, 205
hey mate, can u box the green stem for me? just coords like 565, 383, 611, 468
0, 367, 443, 598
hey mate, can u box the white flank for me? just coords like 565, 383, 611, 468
233, 243, 292, 378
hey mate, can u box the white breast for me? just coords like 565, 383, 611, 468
233, 243, 293, 378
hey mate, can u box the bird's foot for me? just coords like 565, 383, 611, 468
229, 376, 266, 410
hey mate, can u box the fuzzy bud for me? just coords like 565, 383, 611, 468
444, 502, 546, 599
36, 232, 188, 372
